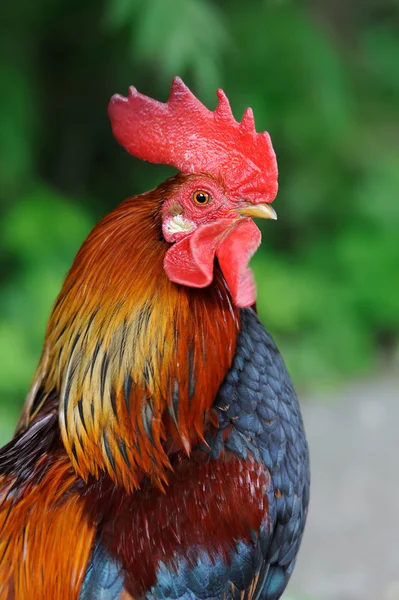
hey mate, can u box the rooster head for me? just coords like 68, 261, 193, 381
108, 77, 278, 308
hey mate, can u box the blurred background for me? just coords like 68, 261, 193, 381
0, 0, 398, 598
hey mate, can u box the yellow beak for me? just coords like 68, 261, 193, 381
235, 203, 277, 220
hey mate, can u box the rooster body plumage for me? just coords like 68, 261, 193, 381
0, 80, 310, 600
80, 309, 309, 600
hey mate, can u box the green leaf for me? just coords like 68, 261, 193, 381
105, 0, 228, 92
1, 185, 93, 264
0, 64, 38, 197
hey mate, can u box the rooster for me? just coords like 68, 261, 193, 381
0, 78, 309, 600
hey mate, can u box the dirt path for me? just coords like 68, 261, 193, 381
287, 376, 399, 600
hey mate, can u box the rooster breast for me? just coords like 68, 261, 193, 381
81, 308, 310, 600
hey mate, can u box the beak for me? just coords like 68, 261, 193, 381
235, 203, 277, 220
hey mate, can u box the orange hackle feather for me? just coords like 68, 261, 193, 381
0, 455, 94, 600
18, 174, 240, 492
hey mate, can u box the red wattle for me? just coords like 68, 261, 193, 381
164, 218, 261, 307
163, 234, 214, 288
216, 219, 261, 308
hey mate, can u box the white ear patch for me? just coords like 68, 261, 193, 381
165, 214, 197, 237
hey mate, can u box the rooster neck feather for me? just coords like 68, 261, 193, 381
20, 178, 240, 490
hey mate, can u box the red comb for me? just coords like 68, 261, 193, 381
108, 77, 278, 204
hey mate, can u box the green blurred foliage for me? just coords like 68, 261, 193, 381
1, 0, 398, 440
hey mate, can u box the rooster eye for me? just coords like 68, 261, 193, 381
193, 190, 211, 206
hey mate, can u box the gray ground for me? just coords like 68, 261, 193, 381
286, 376, 399, 600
